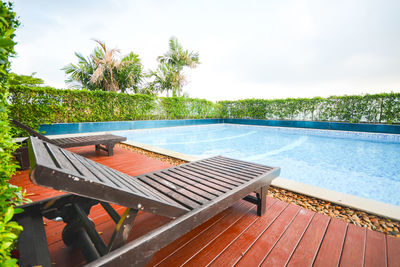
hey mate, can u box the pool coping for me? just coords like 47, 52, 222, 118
19, 131, 400, 221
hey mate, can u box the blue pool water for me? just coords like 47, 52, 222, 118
115, 124, 400, 206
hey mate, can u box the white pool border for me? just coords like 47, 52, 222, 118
19, 130, 400, 221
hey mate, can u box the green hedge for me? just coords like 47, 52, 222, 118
159, 97, 219, 119
9, 86, 400, 137
8, 86, 219, 135
1, 1, 25, 265
218, 93, 400, 123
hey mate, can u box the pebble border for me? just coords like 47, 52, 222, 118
118, 144, 400, 238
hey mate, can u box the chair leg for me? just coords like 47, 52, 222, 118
256, 186, 268, 216
108, 208, 138, 252
242, 185, 268, 216
95, 144, 115, 156
106, 144, 115, 156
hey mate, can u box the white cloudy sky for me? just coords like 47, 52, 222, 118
11, 0, 400, 101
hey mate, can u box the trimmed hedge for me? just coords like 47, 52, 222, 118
218, 93, 400, 124
9, 86, 400, 138
8, 86, 219, 135
159, 97, 219, 119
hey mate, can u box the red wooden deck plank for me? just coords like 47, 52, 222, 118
182, 208, 258, 265
261, 208, 315, 266
182, 200, 277, 266
208, 198, 287, 267
155, 201, 253, 267
287, 213, 330, 267
148, 206, 233, 266
364, 229, 387, 267
387, 235, 400, 267
313, 218, 348, 267
235, 203, 300, 266
11, 145, 400, 267
339, 223, 366, 267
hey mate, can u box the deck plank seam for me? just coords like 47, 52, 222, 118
384, 234, 388, 267
284, 211, 317, 267
206, 198, 280, 267
336, 223, 349, 267
310, 217, 332, 266
231, 202, 291, 266
183, 211, 260, 266
154, 202, 249, 267
179, 202, 256, 266
258, 207, 302, 266
362, 227, 367, 267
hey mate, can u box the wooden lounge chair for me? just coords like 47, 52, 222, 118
12, 119, 127, 169
14, 137, 280, 266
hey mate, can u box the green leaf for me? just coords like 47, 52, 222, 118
3, 207, 13, 223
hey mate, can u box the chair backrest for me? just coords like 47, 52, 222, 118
12, 119, 56, 144
28, 137, 189, 218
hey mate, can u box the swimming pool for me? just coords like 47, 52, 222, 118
114, 124, 400, 206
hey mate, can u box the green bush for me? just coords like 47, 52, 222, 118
8, 86, 219, 135
0, 1, 26, 265
159, 97, 219, 119
218, 93, 400, 123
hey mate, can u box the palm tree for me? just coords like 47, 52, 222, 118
63, 40, 144, 93
148, 63, 183, 97
117, 52, 144, 93
89, 40, 122, 92
62, 52, 97, 90
155, 37, 200, 96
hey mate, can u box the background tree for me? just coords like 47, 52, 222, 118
8, 72, 44, 87
150, 37, 200, 97
0, 1, 25, 265
116, 52, 144, 93
62, 40, 144, 93
89, 40, 121, 92
62, 51, 97, 90
147, 63, 182, 97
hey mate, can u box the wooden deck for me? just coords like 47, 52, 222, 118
10, 146, 400, 267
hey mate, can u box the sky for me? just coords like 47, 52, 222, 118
11, 0, 400, 101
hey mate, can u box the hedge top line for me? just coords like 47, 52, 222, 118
10, 85, 400, 101
8, 86, 400, 129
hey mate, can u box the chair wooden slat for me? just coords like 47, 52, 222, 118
202, 157, 266, 176
182, 164, 245, 185
138, 175, 201, 210
25, 136, 281, 266
148, 172, 212, 203
194, 160, 256, 180
177, 167, 237, 189
160, 170, 222, 198
168, 168, 228, 194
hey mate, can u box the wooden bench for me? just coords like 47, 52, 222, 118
15, 137, 280, 266
12, 119, 127, 169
